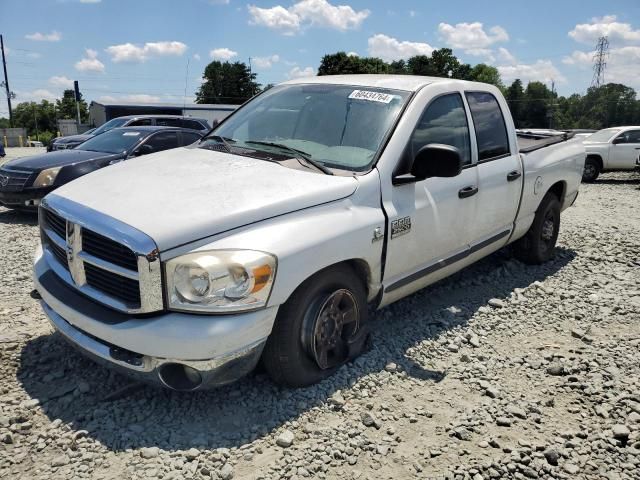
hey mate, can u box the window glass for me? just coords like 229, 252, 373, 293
616, 130, 640, 144
155, 118, 181, 127
181, 119, 205, 130
91, 117, 128, 136
77, 129, 145, 154
143, 132, 179, 152
128, 118, 153, 126
409, 93, 471, 166
181, 132, 202, 146
465, 92, 510, 161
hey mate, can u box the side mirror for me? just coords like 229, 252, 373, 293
134, 144, 154, 156
612, 136, 625, 145
394, 144, 463, 185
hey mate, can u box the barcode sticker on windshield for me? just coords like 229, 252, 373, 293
349, 90, 394, 103
122, 132, 141, 136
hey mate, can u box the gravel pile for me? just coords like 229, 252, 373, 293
1, 170, 639, 480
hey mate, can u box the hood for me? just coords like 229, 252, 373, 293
3, 149, 122, 171
50, 147, 359, 251
56, 134, 93, 144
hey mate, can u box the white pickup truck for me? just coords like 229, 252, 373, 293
33, 75, 585, 390
582, 126, 640, 181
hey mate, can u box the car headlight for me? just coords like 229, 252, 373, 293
32, 167, 62, 188
165, 250, 277, 313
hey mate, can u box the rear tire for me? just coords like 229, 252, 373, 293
582, 158, 600, 182
514, 192, 561, 265
262, 265, 368, 388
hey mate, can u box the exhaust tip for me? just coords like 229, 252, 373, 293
158, 363, 203, 391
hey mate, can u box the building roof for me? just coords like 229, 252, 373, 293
89, 100, 238, 110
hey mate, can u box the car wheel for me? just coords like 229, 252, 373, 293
261, 265, 368, 387
582, 158, 600, 182
514, 192, 561, 265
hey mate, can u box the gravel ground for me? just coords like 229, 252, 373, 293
0, 168, 639, 480
0, 147, 47, 166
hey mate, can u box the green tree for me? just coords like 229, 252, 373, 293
505, 79, 526, 127
469, 64, 503, 89
196, 61, 259, 104
13, 100, 58, 138
56, 89, 89, 122
318, 52, 388, 75
522, 81, 555, 128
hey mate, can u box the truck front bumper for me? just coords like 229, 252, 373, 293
33, 247, 278, 390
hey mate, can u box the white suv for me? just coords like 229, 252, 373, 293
582, 126, 640, 181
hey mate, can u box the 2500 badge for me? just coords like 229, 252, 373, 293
391, 216, 411, 238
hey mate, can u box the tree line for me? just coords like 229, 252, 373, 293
196, 49, 640, 130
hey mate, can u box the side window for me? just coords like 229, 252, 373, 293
181, 119, 206, 130
181, 132, 202, 146
465, 92, 510, 161
128, 118, 152, 126
410, 93, 471, 166
143, 132, 179, 153
156, 118, 181, 127
616, 130, 640, 143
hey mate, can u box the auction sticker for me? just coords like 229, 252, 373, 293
349, 90, 394, 103
122, 132, 141, 136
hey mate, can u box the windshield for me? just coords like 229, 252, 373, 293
77, 129, 144, 154
92, 117, 129, 136
204, 84, 411, 171
586, 128, 622, 143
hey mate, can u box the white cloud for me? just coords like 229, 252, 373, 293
569, 15, 640, 45
98, 94, 162, 103
208, 0, 230, 4
563, 46, 640, 90
106, 41, 187, 63
25, 31, 61, 42
287, 66, 315, 79
75, 48, 105, 73
497, 47, 517, 65
209, 48, 238, 60
347, 51, 358, 57
465, 48, 495, 62
48, 75, 74, 88
367, 34, 434, 61
15, 89, 58, 102
248, 0, 370, 35
79, 0, 101, 3
253, 54, 280, 69
438, 22, 508, 51
498, 60, 566, 85
193, 53, 201, 61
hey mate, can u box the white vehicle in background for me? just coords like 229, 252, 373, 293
582, 126, 640, 182
33, 75, 585, 390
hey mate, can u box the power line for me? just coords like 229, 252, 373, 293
1, 35, 15, 126
591, 36, 609, 88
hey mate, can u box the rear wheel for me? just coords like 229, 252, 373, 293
582, 158, 600, 182
262, 265, 368, 387
514, 192, 561, 265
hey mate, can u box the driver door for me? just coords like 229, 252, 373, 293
381, 92, 479, 304
610, 130, 640, 169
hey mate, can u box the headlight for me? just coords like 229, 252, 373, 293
165, 250, 277, 313
32, 167, 62, 188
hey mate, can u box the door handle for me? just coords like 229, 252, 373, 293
458, 185, 478, 198
507, 170, 522, 181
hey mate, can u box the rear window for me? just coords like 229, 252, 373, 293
181, 119, 206, 130
465, 92, 510, 161
155, 118, 181, 127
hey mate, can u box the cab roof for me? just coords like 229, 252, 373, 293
282, 74, 488, 92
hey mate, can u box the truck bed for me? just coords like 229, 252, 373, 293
517, 131, 577, 154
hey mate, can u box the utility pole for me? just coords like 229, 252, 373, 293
33, 104, 39, 141
1, 35, 13, 126
73, 80, 81, 128
591, 36, 609, 88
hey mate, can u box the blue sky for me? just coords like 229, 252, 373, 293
1, 0, 639, 115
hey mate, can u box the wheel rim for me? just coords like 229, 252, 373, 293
584, 164, 596, 178
540, 209, 556, 251
302, 289, 360, 370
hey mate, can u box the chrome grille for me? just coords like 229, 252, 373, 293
0, 168, 32, 192
38, 197, 162, 314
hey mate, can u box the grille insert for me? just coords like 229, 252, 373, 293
48, 240, 69, 269
84, 263, 141, 308
82, 229, 138, 271
45, 209, 66, 239
0, 169, 32, 192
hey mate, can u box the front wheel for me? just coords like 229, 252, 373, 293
261, 265, 368, 387
513, 192, 561, 265
582, 158, 600, 182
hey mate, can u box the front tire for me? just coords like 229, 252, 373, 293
582, 158, 600, 182
514, 192, 561, 265
262, 265, 368, 387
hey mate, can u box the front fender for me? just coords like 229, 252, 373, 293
161, 174, 385, 306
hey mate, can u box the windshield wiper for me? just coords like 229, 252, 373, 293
244, 141, 333, 175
